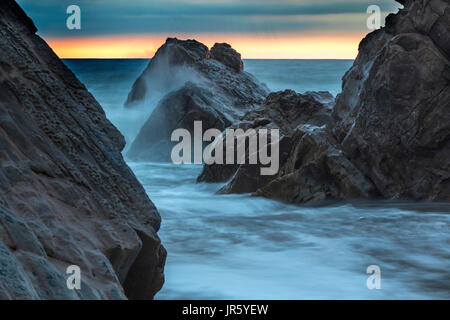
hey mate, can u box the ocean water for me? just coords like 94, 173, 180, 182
64, 59, 450, 300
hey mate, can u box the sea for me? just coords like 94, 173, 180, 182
63, 59, 450, 300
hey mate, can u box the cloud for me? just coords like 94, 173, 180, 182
17, 0, 401, 37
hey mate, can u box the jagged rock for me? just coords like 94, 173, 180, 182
198, 90, 334, 186
210, 43, 243, 73
209, 122, 377, 202
0, 0, 165, 299
240, 90, 333, 135
126, 38, 269, 162
125, 38, 209, 106
254, 126, 378, 203
127, 82, 233, 161
201, 0, 450, 204
332, 0, 450, 201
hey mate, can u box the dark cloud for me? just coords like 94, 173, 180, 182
17, 0, 401, 37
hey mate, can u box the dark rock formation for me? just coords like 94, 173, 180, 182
210, 43, 243, 73
126, 38, 269, 162
199, 90, 377, 203
0, 0, 165, 299
200, 0, 450, 204
197, 90, 334, 185
128, 82, 233, 161
332, 0, 450, 201
125, 38, 209, 107
253, 126, 378, 203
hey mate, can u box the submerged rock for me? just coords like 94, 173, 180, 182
126, 38, 269, 162
0, 0, 165, 299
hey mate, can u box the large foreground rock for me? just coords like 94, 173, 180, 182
126, 38, 269, 161
0, 1, 165, 299
332, 0, 450, 201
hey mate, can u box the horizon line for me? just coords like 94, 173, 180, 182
61, 57, 355, 60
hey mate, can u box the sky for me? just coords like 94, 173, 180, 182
17, 0, 402, 59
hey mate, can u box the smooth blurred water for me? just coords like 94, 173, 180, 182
64, 59, 450, 300
130, 162, 450, 300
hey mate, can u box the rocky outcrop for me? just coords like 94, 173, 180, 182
126, 38, 269, 162
125, 38, 209, 107
332, 0, 450, 201
210, 43, 243, 73
198, 90, 377, 203
200, 0, 449, 204
197, 90, 334, 185
253, 125, 379, 203
0, 0, 165, 299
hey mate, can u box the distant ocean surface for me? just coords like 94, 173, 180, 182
64, 59, 353, 148
63, 59, 450, 300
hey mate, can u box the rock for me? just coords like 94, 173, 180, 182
126, 39, 269, 162
125, 38, 209, 107
198, 90, 335, 188
241, 90, 333, 135
127, 82, 233, 161
203, 0, 450, 204
254, 126, 378, 203
0, 0, 165, 299
332, 0, 450, 201
210, 43, 243, 73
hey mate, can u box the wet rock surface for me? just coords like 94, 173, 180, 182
197, 90, 335, 187
126, 38, 269, 162
0, 0, 165, 299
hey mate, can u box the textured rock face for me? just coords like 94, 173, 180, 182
200, 0, 449, 204
125, 38, 209, 107
0, 0, 165, 299
253, 126, 378, 203
332, 0, 450, 201
127, 82, 233, 161
210, 43, 243, 73
126, 38, 269, 162
197, 90, 334, 184
200, 91, 376, 202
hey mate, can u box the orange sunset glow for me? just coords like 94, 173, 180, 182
46, 32, 366, 60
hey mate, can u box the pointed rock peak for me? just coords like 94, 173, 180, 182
210, 42, 244, 72
155, 37, 209, 65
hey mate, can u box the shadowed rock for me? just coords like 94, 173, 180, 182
200, 0, 449, 204
0, 0, 165, 299
125, 38, 209, 107
210, 43, 243, 73
332, 0, 450, 201
126, 38, 269, 162
197, 90, 337, 190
